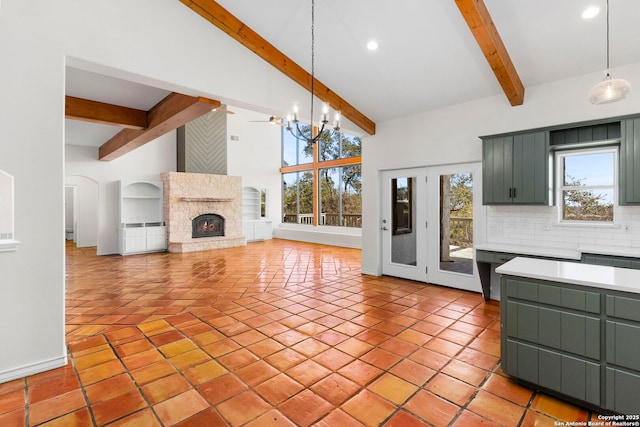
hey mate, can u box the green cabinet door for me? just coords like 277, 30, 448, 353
482, 136, 513, 204
482, 131, 550, 205
620, 118, 640, 205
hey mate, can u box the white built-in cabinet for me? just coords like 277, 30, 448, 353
242, 186, 272, 242
118, 180, 167, 255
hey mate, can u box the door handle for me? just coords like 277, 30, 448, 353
382, 226, 389, 231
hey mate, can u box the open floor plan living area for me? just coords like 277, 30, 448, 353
0, 239, 597, 426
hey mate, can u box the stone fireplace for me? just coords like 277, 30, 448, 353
161, 172, 245, 253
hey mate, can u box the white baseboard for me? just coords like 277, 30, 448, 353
0, 353, 67, 384
273, 227, 362, 249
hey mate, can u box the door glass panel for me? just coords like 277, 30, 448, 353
391, 177, 416, 265
439, 173, 473, 275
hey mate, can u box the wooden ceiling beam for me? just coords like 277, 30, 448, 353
65, 96, 148, 130
455, 0, 525, 106
99, 93, 220, 161
179, 0, 376, 136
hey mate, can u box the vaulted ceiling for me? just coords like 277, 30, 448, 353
65, 0, 640, 156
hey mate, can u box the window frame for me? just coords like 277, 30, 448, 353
555, 146, 618, 224
280, 126, 362, 227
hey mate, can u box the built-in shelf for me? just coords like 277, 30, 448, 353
118, 180, 167, 255
180, 197, 235, 202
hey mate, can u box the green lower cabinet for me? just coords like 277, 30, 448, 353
501, 275, 640, 413
606, 368, 640, 414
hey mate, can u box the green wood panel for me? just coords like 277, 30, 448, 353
560, 312, 600, 359
606, 321, 640, 371
515, 279, 538, 302
606, 368, 640, 414
505, 278, 520, 298
504, 339, 519, 376
512, 131, 549, 205
517, 341, 539, 384
538, 283, 562, 306
561, 353, 600, 405
538, 307, 561, 349
561, 287, 600, 314
516, 302, 539, 343
538, 348, 561, 391
606, 295, 640, 322
506, 300, 519, 338
482, 137, 513, 204
620, 118, 640, 205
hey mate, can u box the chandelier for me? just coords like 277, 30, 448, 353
285, 0, 341, 144
588, 0, 631, 105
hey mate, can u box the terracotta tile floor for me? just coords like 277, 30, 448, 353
0, 239, 599, 426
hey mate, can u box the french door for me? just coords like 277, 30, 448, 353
381, 168, 428, 282
380, 163, 483, 293
426, 162, 483, 293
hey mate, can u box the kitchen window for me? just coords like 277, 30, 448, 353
555, 147, 617, 223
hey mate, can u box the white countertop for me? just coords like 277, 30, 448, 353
475, 243, 581, 260
496, 257, 640, 294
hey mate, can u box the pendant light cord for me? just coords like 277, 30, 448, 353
606, 0, 610, 71
310, 0, 315, 133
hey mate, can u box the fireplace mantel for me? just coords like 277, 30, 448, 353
180, 197, 234, 202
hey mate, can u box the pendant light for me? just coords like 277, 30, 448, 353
285, 0, 340, 144
589, 0, 631, 105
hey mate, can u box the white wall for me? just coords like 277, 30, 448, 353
362, 63, 640, 275
65, 133, 177, 255
0, 0, 309, 381
226, 106, 282, 224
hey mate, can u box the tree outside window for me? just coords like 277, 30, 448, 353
556, 148, 616, 222
281, 125, 362, 228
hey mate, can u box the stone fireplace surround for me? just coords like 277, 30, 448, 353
161, 172, 245, 253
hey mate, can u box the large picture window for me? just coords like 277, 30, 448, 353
556, 147, 617, 223
281, 127, 362, 228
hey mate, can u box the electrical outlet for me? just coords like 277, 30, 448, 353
624, 223, 632, 233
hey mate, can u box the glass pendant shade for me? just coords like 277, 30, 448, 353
589, 73, 631, 105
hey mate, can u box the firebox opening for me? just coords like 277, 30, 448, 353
192, 214, 225, 238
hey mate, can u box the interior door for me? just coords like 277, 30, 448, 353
381, 168, 427, 282
426, 162, 483, 293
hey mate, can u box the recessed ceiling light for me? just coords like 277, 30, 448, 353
582, 6, 600, 19
366, 40, 379, 51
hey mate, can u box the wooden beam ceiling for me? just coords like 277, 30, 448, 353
455, 0, 525, 106
98, 93, 220, 161
65, 96, 148, 130
179, 0, 376, 136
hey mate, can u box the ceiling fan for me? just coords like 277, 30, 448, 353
249, 115, 285, 127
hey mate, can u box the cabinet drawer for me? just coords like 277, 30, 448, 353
506, 301, 600, 359
606, 295, 640, 322
505, 339, 600, 406
476, 250, 516, 264
606, 368, 640, 414
123, 227, 146, 238
606, 321, 640, 371
504, 278, 600, 313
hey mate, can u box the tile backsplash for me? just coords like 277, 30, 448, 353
485, 205, 640, 251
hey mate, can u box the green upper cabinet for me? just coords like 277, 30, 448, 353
482, 131, 550, 205
620, 118, 640, 205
